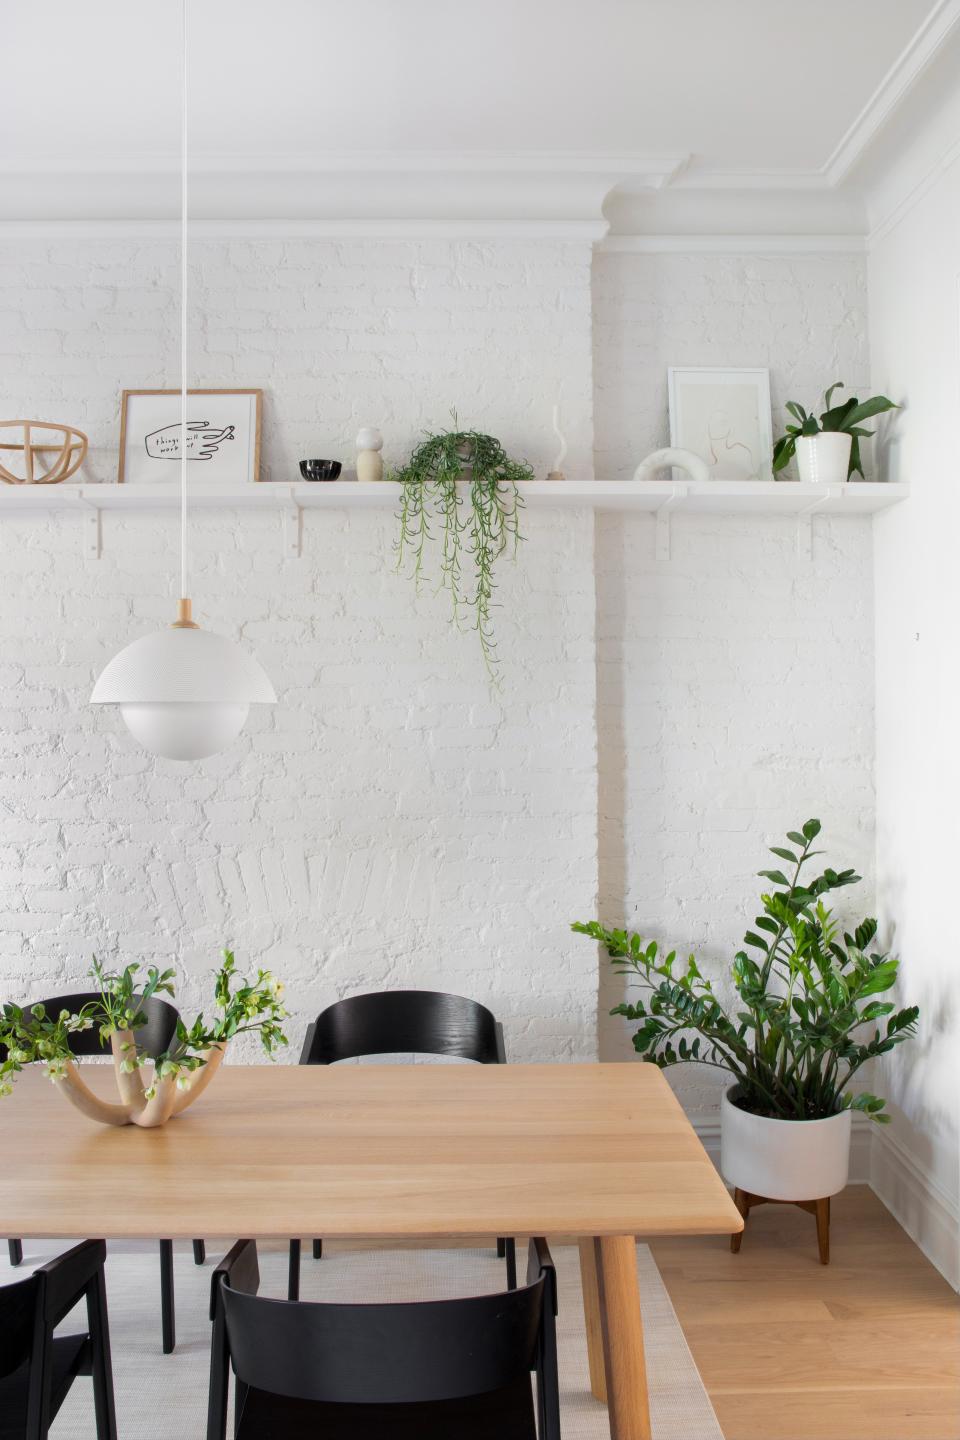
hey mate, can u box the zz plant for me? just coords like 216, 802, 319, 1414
772, 382, 898, 480
0, 950, 287, 1126
393, 420, 532, 680
574, 820, 918, 1122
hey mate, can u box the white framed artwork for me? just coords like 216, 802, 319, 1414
667, 368, 772, 482
118, 389, 262, 484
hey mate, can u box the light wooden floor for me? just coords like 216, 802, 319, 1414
648, 1186, 960, 1440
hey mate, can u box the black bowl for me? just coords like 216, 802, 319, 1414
299, 459, 342, 482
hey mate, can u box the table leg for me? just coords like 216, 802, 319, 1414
578, 1238, 607, 1403
593, 1235, 651, 1440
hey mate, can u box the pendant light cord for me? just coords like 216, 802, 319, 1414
180, 0, 188, 603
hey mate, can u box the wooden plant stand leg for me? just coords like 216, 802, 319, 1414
730, 1189, 832, 1264
592, 1235, 652, 1440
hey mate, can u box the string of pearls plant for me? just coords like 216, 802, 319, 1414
393, 421, 532, 681
0, 951, 287, 1128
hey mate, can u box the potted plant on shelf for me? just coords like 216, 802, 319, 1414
573, 820, 919, 1262
0, 950, 287, 1128
392, 419, 533, 682
772, 382, 898, 484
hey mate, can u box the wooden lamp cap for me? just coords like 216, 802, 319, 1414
171, 598, 199, 629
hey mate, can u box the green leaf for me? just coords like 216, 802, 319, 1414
758, 869, 790, 887
820, 397, 857, 432
802, 818, 822, 840
842, 396, 898, 428
785, 401, 807, 423
769, 846, 798, 863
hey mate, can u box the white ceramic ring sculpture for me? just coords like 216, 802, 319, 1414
632, 447, 710, 483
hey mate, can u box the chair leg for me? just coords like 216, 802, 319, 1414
8, 1238, 23, 1266
87, 1266, 118, 1440
504, 1237, 517, 1290
158, 1240, 175, 1354
193, 1239, 206, 1266
312, 1239, 322, 1260
496, 1237, 506, 1258
288, 1239, 301, 1302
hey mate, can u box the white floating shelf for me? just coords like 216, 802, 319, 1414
0, 478, 909, 514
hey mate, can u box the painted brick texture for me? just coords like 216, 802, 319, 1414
0, 237, 877, 1109
591, 250, 876, 1114
0, 236, 598, 1061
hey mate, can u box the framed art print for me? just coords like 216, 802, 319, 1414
668, 368, 772, 481
118, 389, 263, 484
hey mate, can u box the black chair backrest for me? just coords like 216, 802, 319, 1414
302, 990, 504, 1066
0, 1272, 39, 1378
217, 1251, 545, 1406
22, 992, 179, 1060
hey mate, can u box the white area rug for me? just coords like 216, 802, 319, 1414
3, 1240, 723, 1439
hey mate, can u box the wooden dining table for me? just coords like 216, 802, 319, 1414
2, 1061, 741, 1440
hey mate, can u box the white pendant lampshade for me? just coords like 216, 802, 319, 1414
91, 609, 276, 760
90, 2, 276, 761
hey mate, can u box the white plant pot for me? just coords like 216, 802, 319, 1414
720, 1087, 851, 1200
795, 432, 852, 485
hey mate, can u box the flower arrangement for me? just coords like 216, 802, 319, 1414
0, 950, 287, 1127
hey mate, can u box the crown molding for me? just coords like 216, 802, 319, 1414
824, 0, 960, 185
0, 217, 607, 241
0, 150, 688, 181
867, 129, 960, 246
598, 233, 866, 254
0, 152, 686, 233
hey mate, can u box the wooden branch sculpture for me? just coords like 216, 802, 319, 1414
0, 951, 288, 1130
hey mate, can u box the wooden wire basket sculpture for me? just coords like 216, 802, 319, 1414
0, 419, 89, 484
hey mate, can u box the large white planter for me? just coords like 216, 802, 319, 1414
720, 1087, 851, 1200
795, 431, 852, 485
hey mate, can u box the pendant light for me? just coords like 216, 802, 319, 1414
91, 0, 276, 760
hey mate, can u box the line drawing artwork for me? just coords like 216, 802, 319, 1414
706, 407, 755, 472
144, 421, 236, 461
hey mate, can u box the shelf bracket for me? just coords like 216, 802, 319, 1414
796, 486, 843, 561
654, 484, 689, 562
282, 502, 303, 559
77, 493, 102, 560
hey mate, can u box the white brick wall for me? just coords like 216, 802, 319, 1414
0, 237, 598, 1061
0, 505, 598, 1061
0, 237, 878, 1105
593, 249, 871, 481
1, 237, 595, 484
591, 250, 876, 1114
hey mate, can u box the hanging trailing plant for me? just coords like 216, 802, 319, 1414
393, 420, 532, 680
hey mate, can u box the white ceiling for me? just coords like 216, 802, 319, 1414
3, 0, 936, 168
2, 0, 954, 231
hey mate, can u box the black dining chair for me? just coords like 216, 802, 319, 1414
288, 989, 516, 1300
0, 1239, 117, 1440
207, 1237, 561, 1440
4, 990, 206, 1354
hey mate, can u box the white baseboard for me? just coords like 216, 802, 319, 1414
870, 1126, 960, 1291
691, 1114, 873, 1183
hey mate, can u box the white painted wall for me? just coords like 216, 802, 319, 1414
868, 140, 960, 1286
0, 237, 598, 1060
592, 250, 877, 1121
0, 236, 886, 1134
